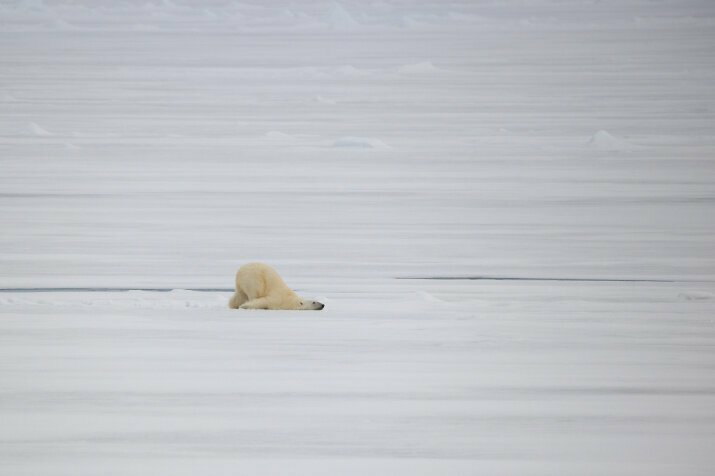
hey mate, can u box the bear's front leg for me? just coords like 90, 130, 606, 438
239, 297, 271, 310
228, 290, 249, 309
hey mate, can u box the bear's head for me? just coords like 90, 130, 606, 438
297, 299, 325, 311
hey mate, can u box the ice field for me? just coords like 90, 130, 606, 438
1, 0, 715, 474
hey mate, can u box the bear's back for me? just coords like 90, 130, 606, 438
236, 262, 289, 298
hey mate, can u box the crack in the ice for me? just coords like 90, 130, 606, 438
0, 288, 234, 293
397, 276, 699, 283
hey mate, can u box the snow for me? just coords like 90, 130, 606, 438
2, 0, 715, 474
2, 282, 714, 475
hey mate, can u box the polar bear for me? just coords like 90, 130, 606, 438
228, 262, 325, 310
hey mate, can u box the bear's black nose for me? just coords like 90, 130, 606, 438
318, 303, 325, 310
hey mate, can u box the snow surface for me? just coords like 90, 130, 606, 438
1, 0, 715, 474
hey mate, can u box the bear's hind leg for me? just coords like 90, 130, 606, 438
239, 297, 271, 310
228, 289, 249, 309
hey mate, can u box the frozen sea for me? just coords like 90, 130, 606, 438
1, 0, 715, 474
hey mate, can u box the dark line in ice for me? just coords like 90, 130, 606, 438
397, 276, 684, 283
0, 288, 234, 293
0, 277, 708, 293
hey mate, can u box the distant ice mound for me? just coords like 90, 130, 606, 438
588, 130, 639, 152
27, 122, 54, 136
678, 290, 713, 301
333, 136, 389, 149
263, 131, 295, 141
327, 2, 360, 30
334, 65, 369, 77
262, 131, 321, 146
396, 61, 439, 75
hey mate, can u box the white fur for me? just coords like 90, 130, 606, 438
228, 262, 324, 310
